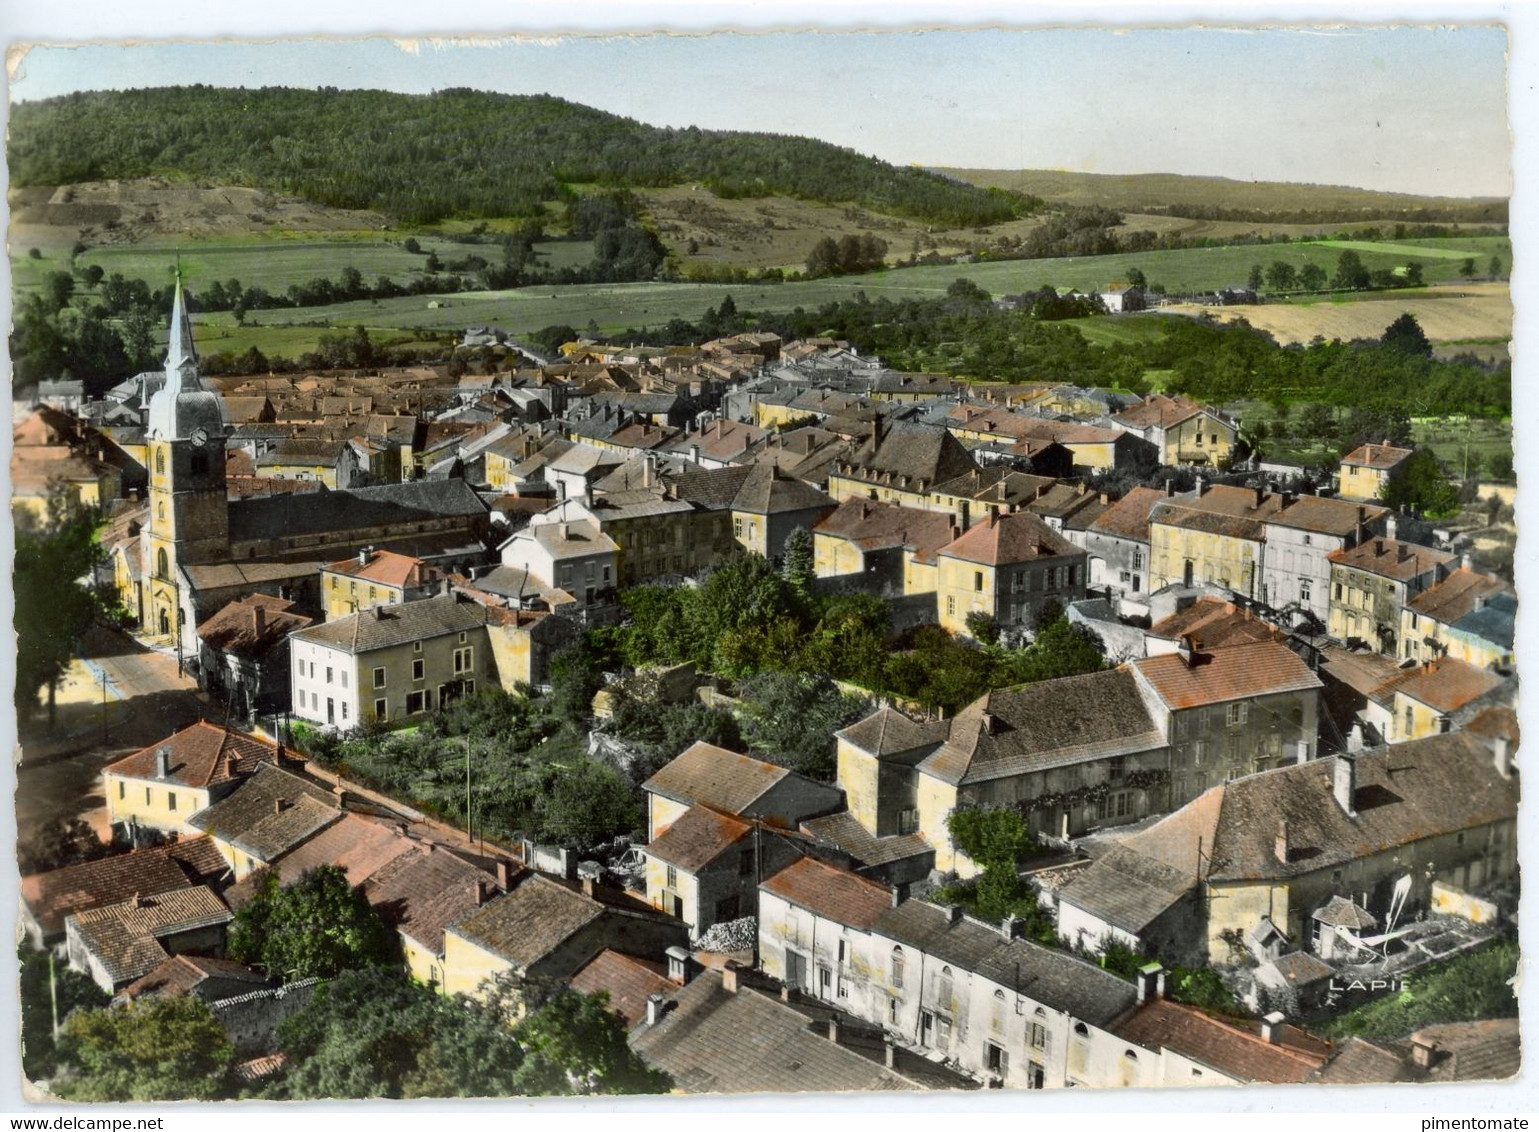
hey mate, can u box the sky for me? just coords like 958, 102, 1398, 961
4, 22, 1512, 198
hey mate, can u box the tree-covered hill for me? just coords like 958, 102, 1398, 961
9, 86, 1035, 226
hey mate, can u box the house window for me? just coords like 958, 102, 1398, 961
1074, 1022, 1089, 1038
406, 691, 426, 714
1300, 578, 1313, 603
146, 787, 152, 805
891, 946, 905, 989
413, 659, 425, 681
986, 1042, 1009, 1077
936, 966, 954, 1005
1030, 1022, 1048, 1050
155, 449, 165, 475
974, 571, 984, 592
1227, 702, 1248, 727
118, 781, 125, 800
898, 807, 919, 835
413, 641, 422, 653
325, 666, 333, 685
168, 792, 177, 812
340, 670, 348, 689
341, 703, 348, 721
889, 998, 899, 1024
837, 975, 849, 999
374, 699, 387, 720
666, 864, 677, 889
715, 895, 740, 922
1404, 705, 1414, 735
1133, 550, 1144, 570
453, 647, 473, 674
373, 667, 386, 688
739, 848, 755, 877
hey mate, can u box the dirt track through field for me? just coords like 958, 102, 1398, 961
1162, 283, 1511, 345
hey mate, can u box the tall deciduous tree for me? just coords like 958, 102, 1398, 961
1379, 449, 1461, 519
1381, 312, 1433, 359
228, 865, 397, 980
58, 997, 234, 1101
14, 493, 114, 726
509, 988, 673, 1095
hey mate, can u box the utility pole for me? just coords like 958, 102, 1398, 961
101, 667, 109, 747
465, 734, 473, 850
48, 952, 59, 1042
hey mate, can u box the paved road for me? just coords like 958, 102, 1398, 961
16, 624, 214, 845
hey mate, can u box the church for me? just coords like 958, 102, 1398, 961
111, 277, 494, 665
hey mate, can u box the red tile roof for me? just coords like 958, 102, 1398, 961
644, 805, 752, 872
570, 949, 676, 1029
760, 856, 893, 929
1087, 486, 1165, 542
1114, 1000, 1329, 1083
1406, 568, 1511, 624
104, 722, 286, 791
1342, 442, 1413, 470
1148, 598, 1286, 651
1382, 657, 1504, 713
1133, 641, 1321, 709
642, 742, 790, 816
1327, 538, 1455, 582
323, 548, 441, 590
938, 509, 1080, 567
22, 837, 229, 938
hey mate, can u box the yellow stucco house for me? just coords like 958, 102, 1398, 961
933, 509, 1087, 636
1338, 442, 1413, 503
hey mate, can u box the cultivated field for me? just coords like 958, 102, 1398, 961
1162, 282, 1512, 346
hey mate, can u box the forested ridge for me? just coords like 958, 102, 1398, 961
9, 86, 1034, 226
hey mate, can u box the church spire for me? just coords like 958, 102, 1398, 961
165, 266, 199, 376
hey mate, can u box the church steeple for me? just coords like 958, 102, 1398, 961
165, 268, 199, 377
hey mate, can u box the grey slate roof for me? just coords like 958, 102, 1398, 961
291, 593, 488, 654
228, 478, 487, 542
871, 900, 1137, 1026
186, 764, 340, 861
630, 971, 918, 1093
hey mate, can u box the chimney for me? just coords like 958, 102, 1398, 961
665, 946, 692, 985
1282, 490, 1296, 508
1375, 539, 1385, 556
890, 883, 907, 909
1494, 736, 1513, 779
273, 797, 288, 815
560, 522, 570, 541
1274, 820, 1290, 865
1411, 1036, 1438, 1070
494, 859, 511, 888
722, 960, 743, 995
581, 874, 596, 898
252, 603, 267, 636
645, 993, 666, 1026
826, 1017, 842, 1044
358, 546, 370, 566
373, 604, 386, 620
947, 904, 964, 925
155, 746, 171, 779
1386, 515, 1398, 541
1165, 479, 1175, 498
691, 443, 701, 463
1461, 552, 1473, 570
331, 784, 346, 809
1261, 1012, 1287, 1045
1195, 475, 1207, 496
1001, 913, 1020, 940
1136, 962, 1165, 1005
1255, 485, 1266, 508
1333, 753, 1357, 817
1346, 725, 1364, 754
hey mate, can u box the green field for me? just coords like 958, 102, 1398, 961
1228, 398, 1512, 473
201, 235, 1509, 345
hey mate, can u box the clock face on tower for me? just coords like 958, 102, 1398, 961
190, 427, 208, 448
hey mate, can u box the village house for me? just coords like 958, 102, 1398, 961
1326, 530, 1455, 655
926, 467, 1059, 529
289, 592, 495, 729
1129, 639, 1323, 802
1112, 395, 1238, 468
1337, 441, 1413, 503
362, 844, 511, 990
319, 547, 444, 621
1083, 486, 1165, 600
12, 406, 124, 524
722, 464, 836, 561
196, 594, 315, 717
66, 887, 233, 994
102, 722, 293, 838
1055, 730, 1517, 966
826, 418, 979, 509
811, 498, 958, 598
641, 805, 805, 936
568, 948, 678, 1032
641, 741, 843, 842
115, 954, 274, 1006
187, 763, 343, 878
933, 509, 1087, 636
21, 836, 230, 950
255, 437, 362, 489
1143, 596, 1286, 657
757, 868, 1140, 1089
1400, 566, 1516, 668
1365, 657, 1508, 743
498, 514, 618, 607
1148, 483, 1388, 623
439, 872, 686, 1011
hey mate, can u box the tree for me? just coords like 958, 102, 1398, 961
1264, 261, 1297, 292
1298, 262, 1327, 291
1331, 250, 1371, 291
1247, 263, 1264, 291
1461, 257, 1477, 279
1381, 312, 1433, 359
1298, 402, 1338, 444
403, 237, 422, 254
20, 943, 109, 1082
15, 494, 115, 726
1004, 605, 1107, 684
780, 526, 815, 602
735, 670, 871, 781
1490, 254, 1504, 279
271, 968, 526, 1099
965, 610, 1001, 646
510, 988, 672, 1095
1379, 448, 1461, 519
1404, 261, 1424, 287
531, 759, 641, 848
58, 996, 234, 1101
228, 864, 397, 979
1125, 266, 1147, 288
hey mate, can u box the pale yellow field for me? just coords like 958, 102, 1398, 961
1162, 282, 1511, 345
